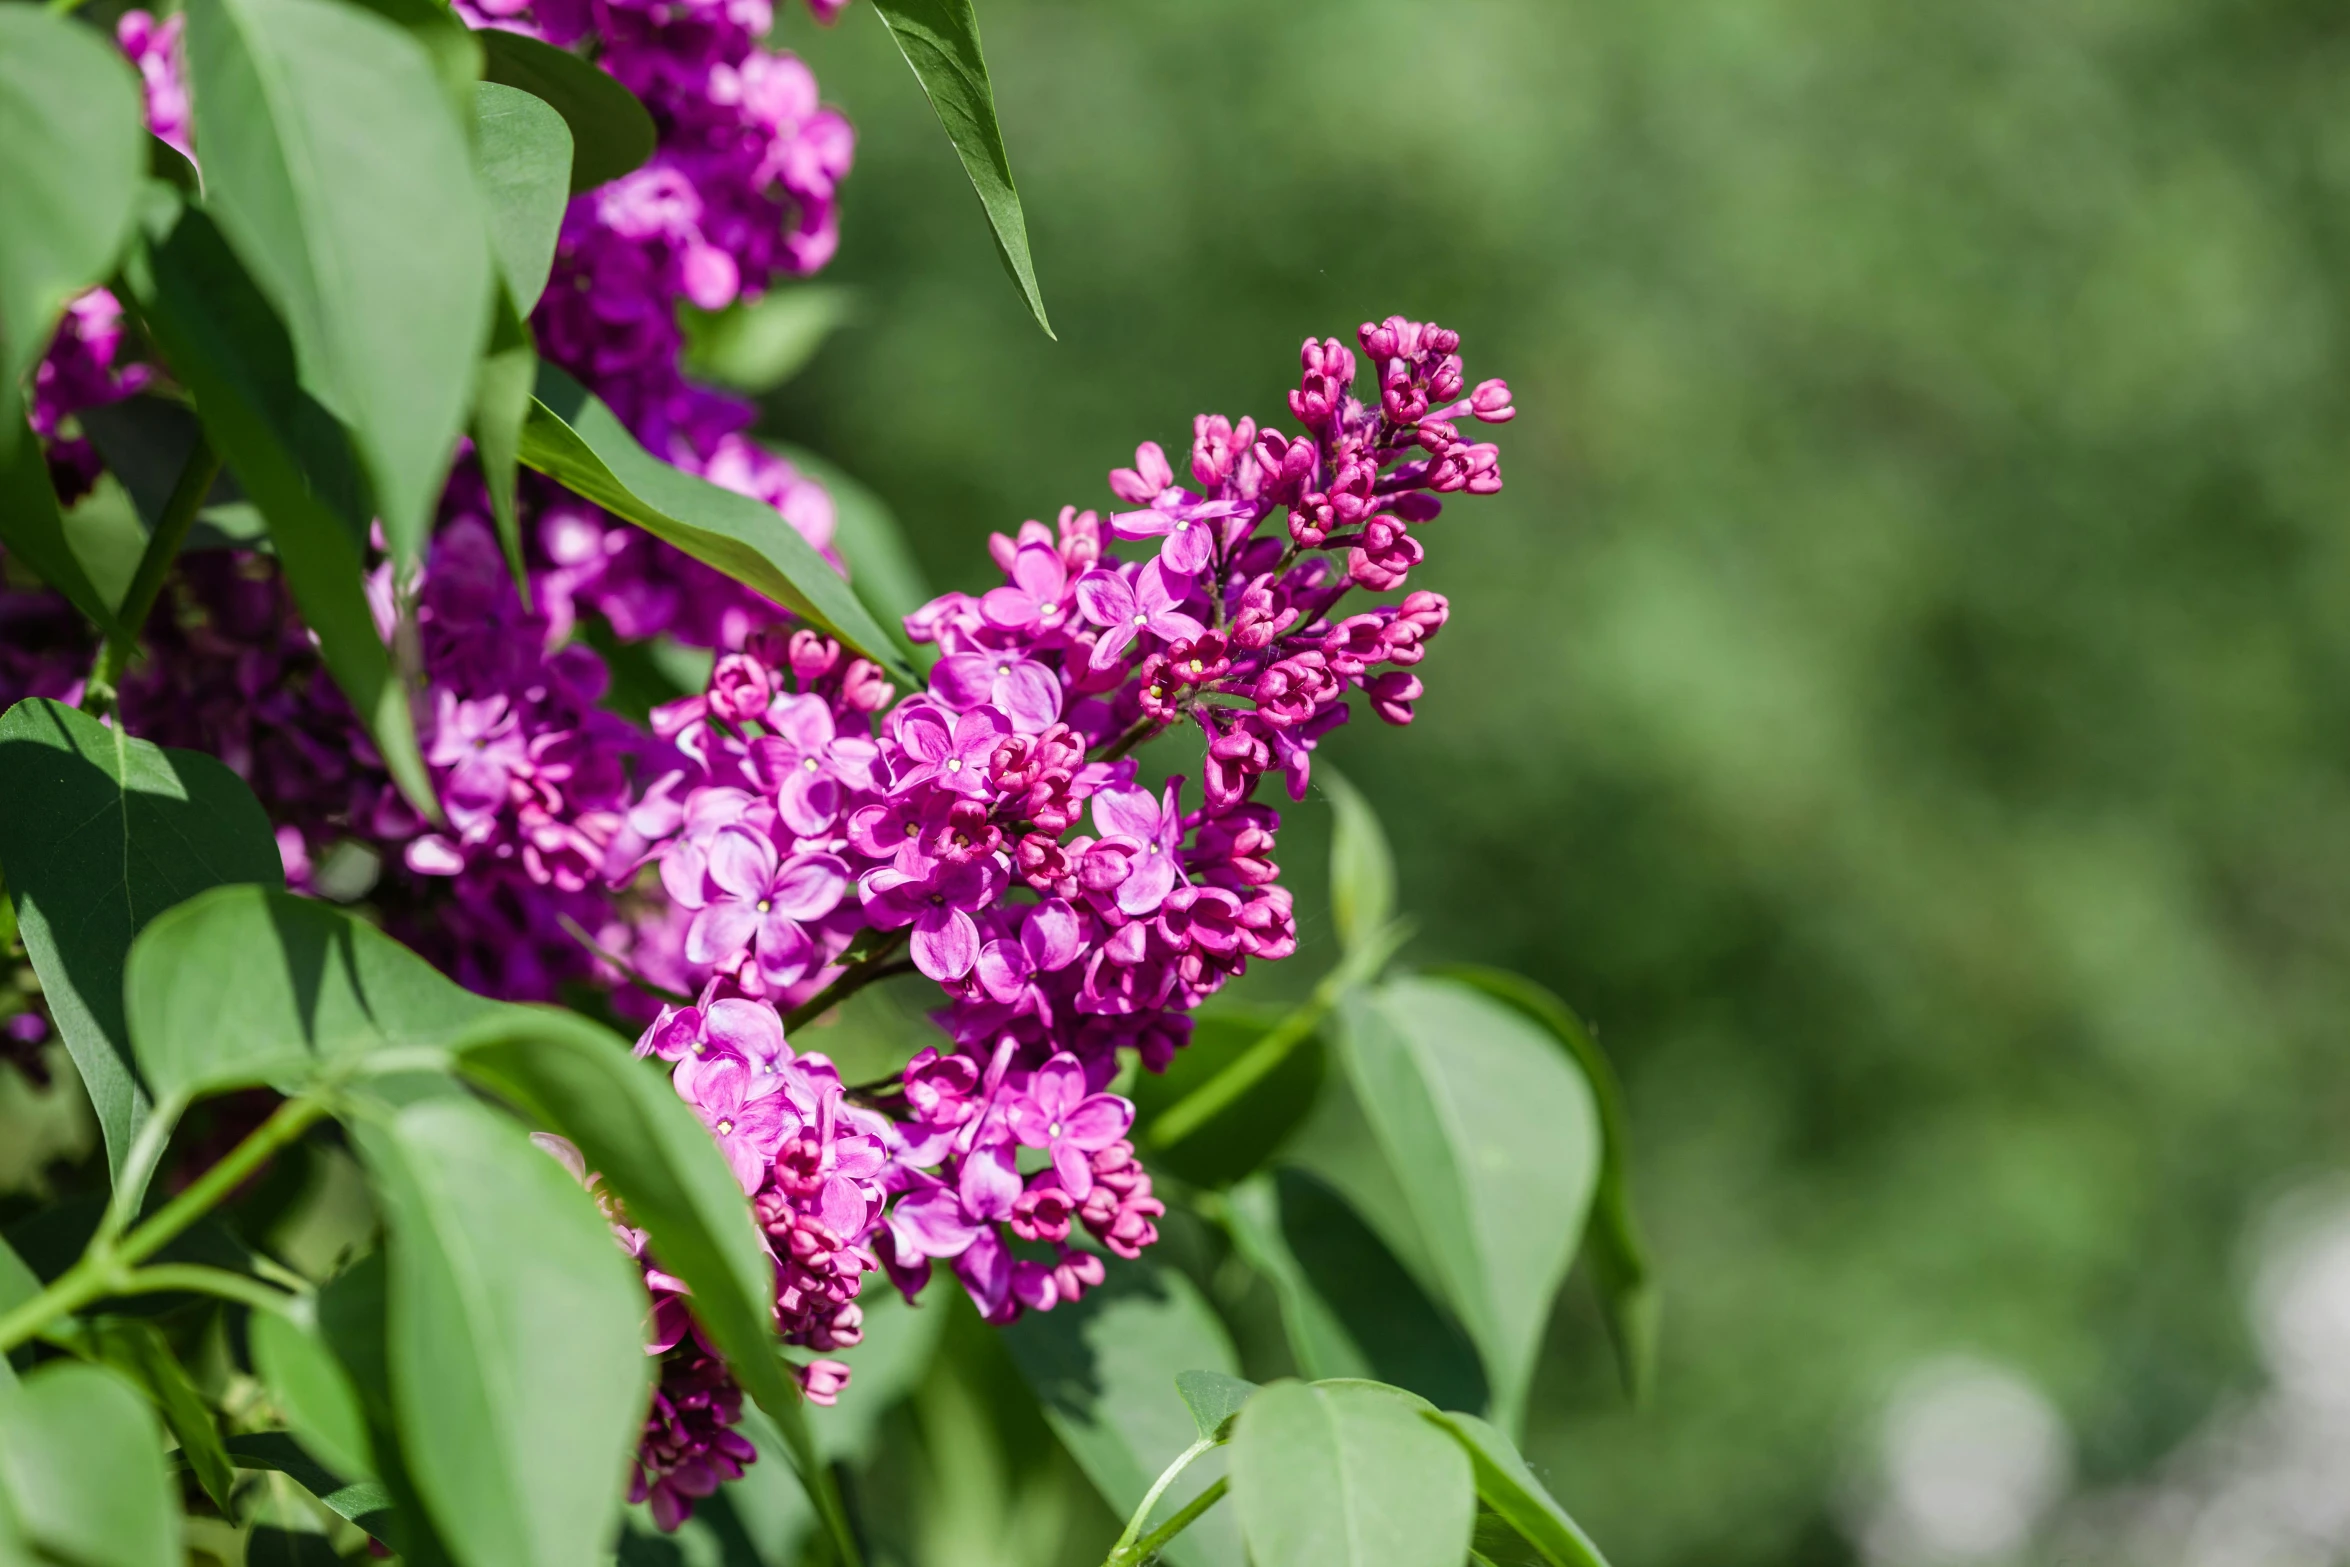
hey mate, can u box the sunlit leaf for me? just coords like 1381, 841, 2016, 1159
351, 1095, 650, 1567
0, 1362, 179, 1567
1002, 1258, 1245, 1567
1228, 1380, 1473, 1567
1174, 1370, 1257, 1443
474, 83, 571, 313
521, 364, 918, 686
477, 28, 655, 194
1322, 769, 1396, 961
868, 0, 1052, 337
126, 884, 497, 1104
250, 1310, 377, 1482
128, 201, 437, 817
186, 0, 493, 564
0, 698, 282, 1178
684, 287, 859, 394
1333, 976, 1601, 1436
1424, 1410, 1611, 1567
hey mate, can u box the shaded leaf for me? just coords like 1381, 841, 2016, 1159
0, 697, 282, 1177
1433, 965, 1656, 1401
477, 28, 656, 193
250, 1310, 377, 1481
474, 288, 538, 601
1425, 1411, 1611, 1567
351, 1095, 650, 1567
767, 439, 934, 673
311, 1262, 459, 1565
1133, 1009, 1324, 1186
226, 1431, 408, 1551
128, 201, 437, 817
0, 413, 121, 635
247, 1526, 344, 1567
186, 0, 493, 563
90, 1318, 237, 1513
869, 0, 1052, 336
1322, 769, 1395, 961
1335, 976, 1602, 1436
77, 396, 263, 552
1174, 1370, 1257, 1443
1228, 1379, 1473, 1567
684, 287, 859, 393
522, 364, 917, 686
0, 9, 146, 429
1002, 1258, 1244, 1567
474, 82, 572, 313
1224, 1168, 1486, 1414
125, 884, 498, 1103
0, 1362, 178, 1567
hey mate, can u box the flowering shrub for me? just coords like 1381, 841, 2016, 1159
0, 1, 1638, 1564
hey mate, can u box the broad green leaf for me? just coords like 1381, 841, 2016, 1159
1433, 965, 1657, 1401
342, 0, 484, 130
312, 1260, 460, 1566
227, 1431, 409, 1553
128, 202, 438, 817
0, 1238, 30, 1393
521, 365, 918, 687
446, 1008, 781, 1410
477, 28, 655, 193
1224, 1169, 1486, 1414
473, 83, 571, 313
1424, 1411, 1611, 1567
1335, 976, 1602, 1436
126, 884, 498, 1103
869, 0, 1052, 337
0, 697, 283, 1176
186, 0, 494, 564
1229, 1380, 1473, 1567
684, 287, 859, 394
1174, 1370, 1257, 1443
0, 1362, 179, 1567
768, 440, 935, 672
247, 1526, 343, 1566
0, 9, 145, 430
1321, 769, 1395, 960
473, 290, 538, 602
90, 1318, 236, 1512
1002, 1258, 1244, 1567
251, 1310, 377, 1481
351, 1095, 650, 1567
1133, 1009, 1325, 1186
0, 415, 121, 635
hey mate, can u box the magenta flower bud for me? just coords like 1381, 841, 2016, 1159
1365, 670, 1423, 725
1392, 491, 1444, 523
1011, 1183, 1075, 1243
796, 1359, 851, 1406
1107, 441, 1174, 504
705, 654, 771, 723
838, 659, 893, 712
1135, 656, 1185, 724
787, 629, 839, 681
1470, 377, 1515, 422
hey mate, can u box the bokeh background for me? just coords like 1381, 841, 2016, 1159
757, 1, 2350, 1562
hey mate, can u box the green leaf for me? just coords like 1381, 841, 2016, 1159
128, 202, 438, 818
76, 396, 263, 553
1424, 1411, 1611, 1567
1321, 769, 1396, 960
0, 697, 283, 1177
1133, 1009, 1325, 1186
341, 0, 485, 131
350, 1094, 651, 1567
0, 8, 146, 432
1334, 977, 1602, 1437
186, 0, 494, 565
125, 884, 498, 1104
1228, 1380, 1474, 1567
477, 29, 656, 194
521, 364, 918, 687
1431, 965, 1656, 1402
683, 287, 859, 394
1224, 1169, 1486, 1413
311, 1260, 460, 1566
250, 1310, 377, 1482
0, 1362, 179, 1567
765, 440, 935, 673
89, 1318, 237, 1513
474, 289, 539, 604
0, 414, 122, 636
869, 0, 1053, 337
1002, 1258, 1244, 1567
474, 83, 572, 313
1174, 1371, 1257, 1443
247, 1526, 344, 1567
226, 1430, 409, 1552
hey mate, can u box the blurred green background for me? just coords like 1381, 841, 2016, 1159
756, 1, 2350, 1562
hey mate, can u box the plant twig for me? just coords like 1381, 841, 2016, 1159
82, 434, 221, 715
782, 932, 911, 1032
1117, 1477, 1228, 1566
1104, 1437, 1215, 1566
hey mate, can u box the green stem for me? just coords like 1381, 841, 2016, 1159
782, 932, 911, 1032
0, 1095, 325, 1352
1120, 1477, 1228, 1566
1147, 995, 1329, 1150
1104, 1438, 1215, 1565
758, 1374, 864, 1567
82, 435, 220, 714
106, 1264, 299, 1318
1093, 715, 1164, 766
